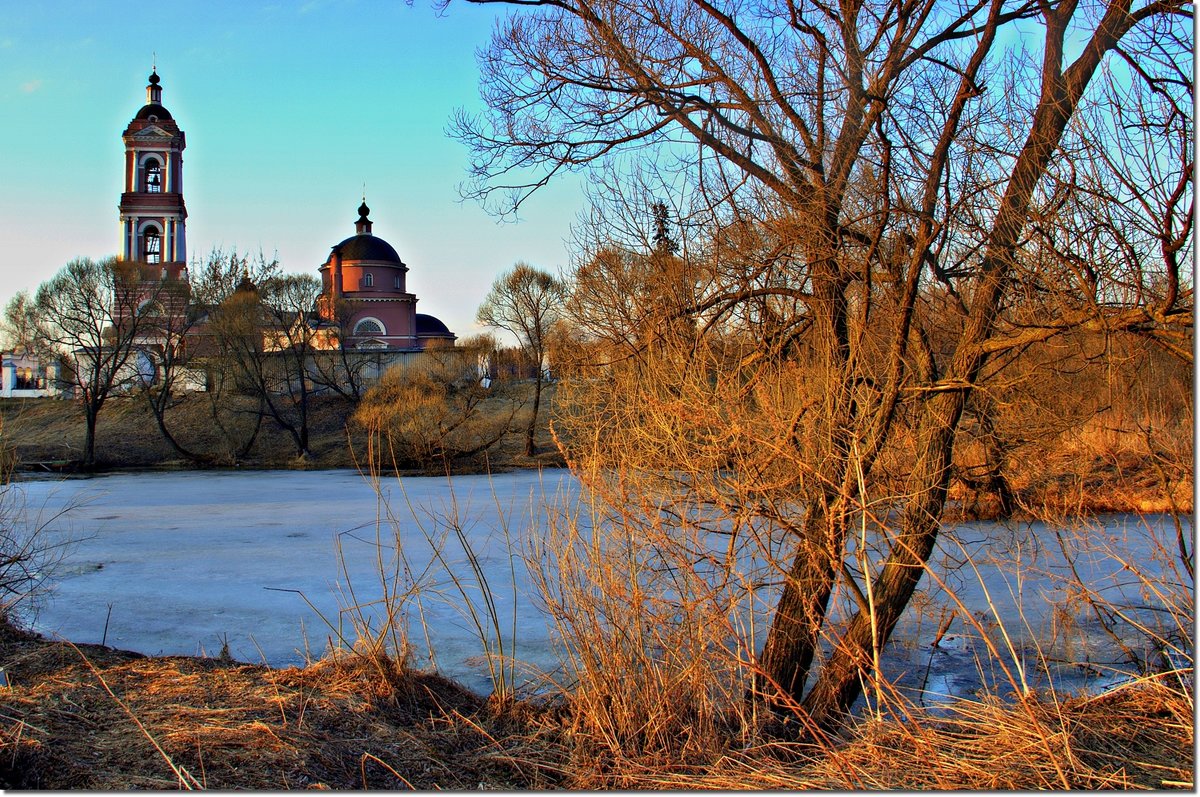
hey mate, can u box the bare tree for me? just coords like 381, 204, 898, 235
1, 292, 39, 354
129, 273, 200, 461
31, 257, 161, 468
199, 271, 274, 461
220, 273, 324, 459
353, 338, 516, 471
307, 296, 375, 404
477, 263, 567, 456
135, 249, 279, 464
453, 0, 1193, 731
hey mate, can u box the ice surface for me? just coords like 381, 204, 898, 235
13, 469, 576, 695
9, 469, 1189, 702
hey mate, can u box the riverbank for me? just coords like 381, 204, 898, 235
2, 394, 1187, 519
0, 616, 1189, 789
0, 402, 1192, 787
0, 394, 564, 476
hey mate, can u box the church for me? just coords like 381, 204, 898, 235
315, 201, 456, 350
119, 69, 455, 368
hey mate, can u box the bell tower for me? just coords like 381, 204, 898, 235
118, 69, 187, 280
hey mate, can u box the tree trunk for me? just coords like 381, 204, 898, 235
82, 401, 99, 469
795, 0, 1140, 728
800, 391, 966, 729
525, 372, 542, 457
145, 390, 209, 464
296, 373, 311, 458
979, 401, 1015, 519
231, 405, 265, 462
755, 503, 845, 708
754, 256, 856, 710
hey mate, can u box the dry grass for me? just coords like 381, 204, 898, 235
795, 677, 1193, 790
0, 615, 1189, 789
0, 621, 555, 789
0, 388, 563, 474
0, 395, 360, 470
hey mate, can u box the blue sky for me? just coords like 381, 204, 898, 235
0, 0, 583, 340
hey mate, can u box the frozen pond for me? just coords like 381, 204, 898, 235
11, 469, 576, 695
7, 468, 1191, 702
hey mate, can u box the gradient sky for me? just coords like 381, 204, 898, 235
0, 0, 584, 341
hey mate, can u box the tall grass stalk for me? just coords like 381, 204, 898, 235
328, 422, 1191, 786
389, 473, 524, 701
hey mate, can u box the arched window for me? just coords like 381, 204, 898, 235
143, 157, 162, 193
363, 272, 374, 288
393, 275, 402, 290
353, 318, 384, 336
142, 224, 162, 264
137, 299, 165, 317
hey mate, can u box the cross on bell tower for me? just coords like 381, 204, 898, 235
118, 68, 188, 280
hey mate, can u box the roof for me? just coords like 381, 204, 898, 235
134, 103, 174, 121
415, 313, 454, 337
331, 234, 405, 265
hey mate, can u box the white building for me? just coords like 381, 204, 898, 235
1, 350, 63, 398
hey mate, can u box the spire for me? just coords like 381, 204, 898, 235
147, 67, 162, 105
355, 199, 372, 235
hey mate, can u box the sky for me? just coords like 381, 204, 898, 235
0, 0, 585, 341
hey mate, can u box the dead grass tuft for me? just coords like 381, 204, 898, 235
0, 615, 1191, 789
795, 678, 1194, 790
0, 622, 559, 789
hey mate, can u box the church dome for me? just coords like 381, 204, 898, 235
133, 71, 174, 121
330, 234, 404, 264
328, 200, 406, 264
135, 103, 174, 121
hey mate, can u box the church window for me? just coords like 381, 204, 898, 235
393, 275, 402, 290
137, 299, 164, 317
142, 225, 162, 264
363, 272, 374, 287
354, 318, 384, 336
143, 157, 162, 193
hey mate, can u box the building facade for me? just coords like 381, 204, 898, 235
0, 349, 62, 398
316, 201, 456, 351
118, 71, 188, 281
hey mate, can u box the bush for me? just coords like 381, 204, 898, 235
352, 354, 516, 471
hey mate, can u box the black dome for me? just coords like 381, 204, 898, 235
331, 234, 404, 264
415, 313, 454, 337
135, 103, 173, 121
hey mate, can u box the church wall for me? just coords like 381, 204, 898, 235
350, 302, 416, 342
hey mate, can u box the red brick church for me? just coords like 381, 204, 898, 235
120, 70, 188, 281
119, 68, 455, 356
316, 201, 456, 350
7, 69, 460, 397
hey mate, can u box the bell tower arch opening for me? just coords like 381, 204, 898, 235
141, 156, 162, 193
139, 222, 162, 264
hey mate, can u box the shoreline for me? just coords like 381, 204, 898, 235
0, 605, 1189, 789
